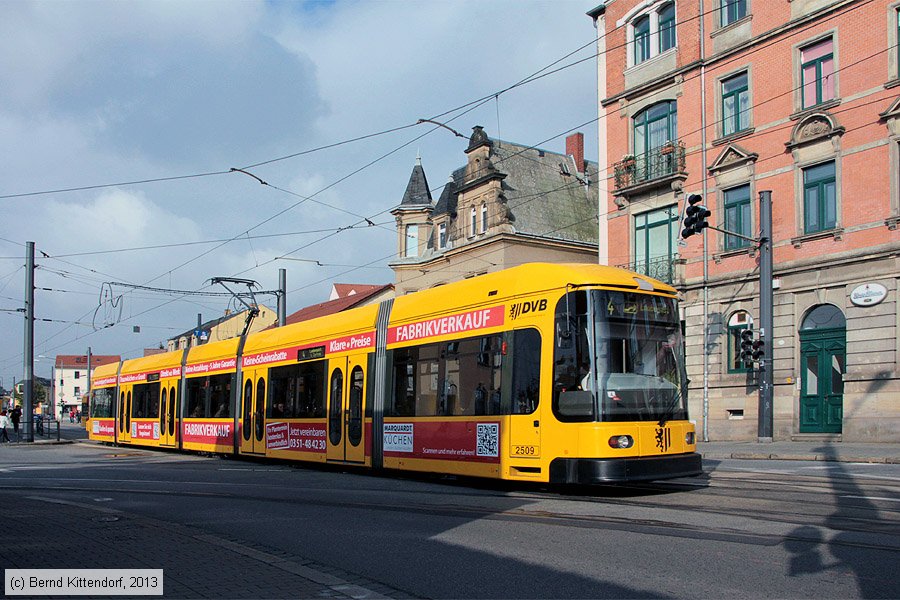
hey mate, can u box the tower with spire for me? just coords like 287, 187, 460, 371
390, 153, 434, 262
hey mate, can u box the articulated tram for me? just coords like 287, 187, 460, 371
86, 263, 701, 484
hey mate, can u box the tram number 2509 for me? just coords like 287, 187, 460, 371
512, 445, 538, 456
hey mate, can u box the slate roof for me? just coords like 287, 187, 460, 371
399, 161, 433, 206
433, 137, 599, 244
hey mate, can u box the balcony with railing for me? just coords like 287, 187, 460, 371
613, 141, 686, 192
617, 255, 676, 285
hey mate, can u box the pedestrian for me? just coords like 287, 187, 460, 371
0, 410, 10, 443
10, 406, 21, 440
69, 408, 75, 423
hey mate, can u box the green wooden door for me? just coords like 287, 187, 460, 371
799, 329, 845, 433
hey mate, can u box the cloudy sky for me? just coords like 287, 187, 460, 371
0, 0, 600, 383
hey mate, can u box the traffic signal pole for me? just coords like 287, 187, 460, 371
758, 191, 774, 442
681, 190, 775, 442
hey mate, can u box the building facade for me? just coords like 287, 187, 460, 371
166, 305, 277, 351
54, 354, 120, 418
390, 127, 600, 293
590, 0, 900, 441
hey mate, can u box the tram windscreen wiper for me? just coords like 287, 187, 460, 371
656, 387, 684, 427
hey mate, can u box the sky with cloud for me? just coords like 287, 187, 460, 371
0, 0, 600, 383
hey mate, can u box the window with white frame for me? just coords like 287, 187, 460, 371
720, 0, 747, 28
480, 203, 488, 234
438, 223, 447, 249
404, 224, 418, 258
629, 1, 677, 67
469, 207, 477, 237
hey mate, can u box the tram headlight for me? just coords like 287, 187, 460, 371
685, 432, 695, 445
608, 435, 633, 449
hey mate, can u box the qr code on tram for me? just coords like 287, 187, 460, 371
476, 423, 499, 457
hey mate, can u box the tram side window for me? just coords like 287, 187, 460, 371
268, 360, 326, 418
388, 332, 533, 417
445, 335, 502, 416
186, 374, 233, 418
131, 382, 161, 418
91, 388, 114, 418
209, 374, 232, 418
390, 348, 417, 417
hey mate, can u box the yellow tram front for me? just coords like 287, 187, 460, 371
86, 362, 119, 443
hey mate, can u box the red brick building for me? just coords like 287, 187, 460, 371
590, 0, 900, 441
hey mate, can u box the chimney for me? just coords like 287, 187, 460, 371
566, 132, 585, 173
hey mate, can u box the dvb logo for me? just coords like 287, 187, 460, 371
509, 299, 547, 320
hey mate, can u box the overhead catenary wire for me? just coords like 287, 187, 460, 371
3, 0, 879, 363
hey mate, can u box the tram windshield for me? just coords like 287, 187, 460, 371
553, 290, 687, 423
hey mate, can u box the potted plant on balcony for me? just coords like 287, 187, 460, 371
621, 153, 636, 167
659, 141, 675, 155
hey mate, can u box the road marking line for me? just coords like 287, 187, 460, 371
26, 495, 122, 514
841, 495, 900, 503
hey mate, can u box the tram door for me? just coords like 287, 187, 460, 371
117, 387, 133, 444
326, 355, 366, 463
240, 370, 267, 454
159, 382, 178, 447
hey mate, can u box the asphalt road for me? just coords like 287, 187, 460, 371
1, 442, 898, 599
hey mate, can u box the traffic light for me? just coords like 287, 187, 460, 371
739, 328, 754, 366
752, 339, 765, 362
681, 194, 711, 239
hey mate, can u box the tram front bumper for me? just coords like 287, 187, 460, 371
549, 452, 702, 484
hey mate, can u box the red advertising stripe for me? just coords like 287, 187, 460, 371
266, 422, 327, 453
91, 418, 116, 437
119, 373, 147, 384
382, 420, 501, 463
182, 420, 233, 445
185, 358, 237, 376
242, 332, 376, 368
130, 419, 160, 440
387, 306, 505, 344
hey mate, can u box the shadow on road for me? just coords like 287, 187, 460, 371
784, 444, 892, 598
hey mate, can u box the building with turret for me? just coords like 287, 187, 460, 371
390, 127, 600, 294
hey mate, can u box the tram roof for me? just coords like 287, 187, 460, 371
243, 302, 380, 355
91, 361, 119, 381
186, 337, 240, 365
402, 262, 674, 302
119, 348, 183, 375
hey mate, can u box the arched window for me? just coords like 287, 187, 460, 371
801, 304, 845, 331
469, 207, 477, 238
634, 101, 677, 157
633, 15, 650, 65
659, 3, 676, 52
480, 203, 488, 234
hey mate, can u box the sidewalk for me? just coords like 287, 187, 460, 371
0, 492, 411, 599
698, 440, 900, 464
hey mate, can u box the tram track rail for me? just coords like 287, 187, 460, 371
1, 467, 898, 554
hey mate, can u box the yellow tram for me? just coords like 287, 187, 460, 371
85, 263, 701, 483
